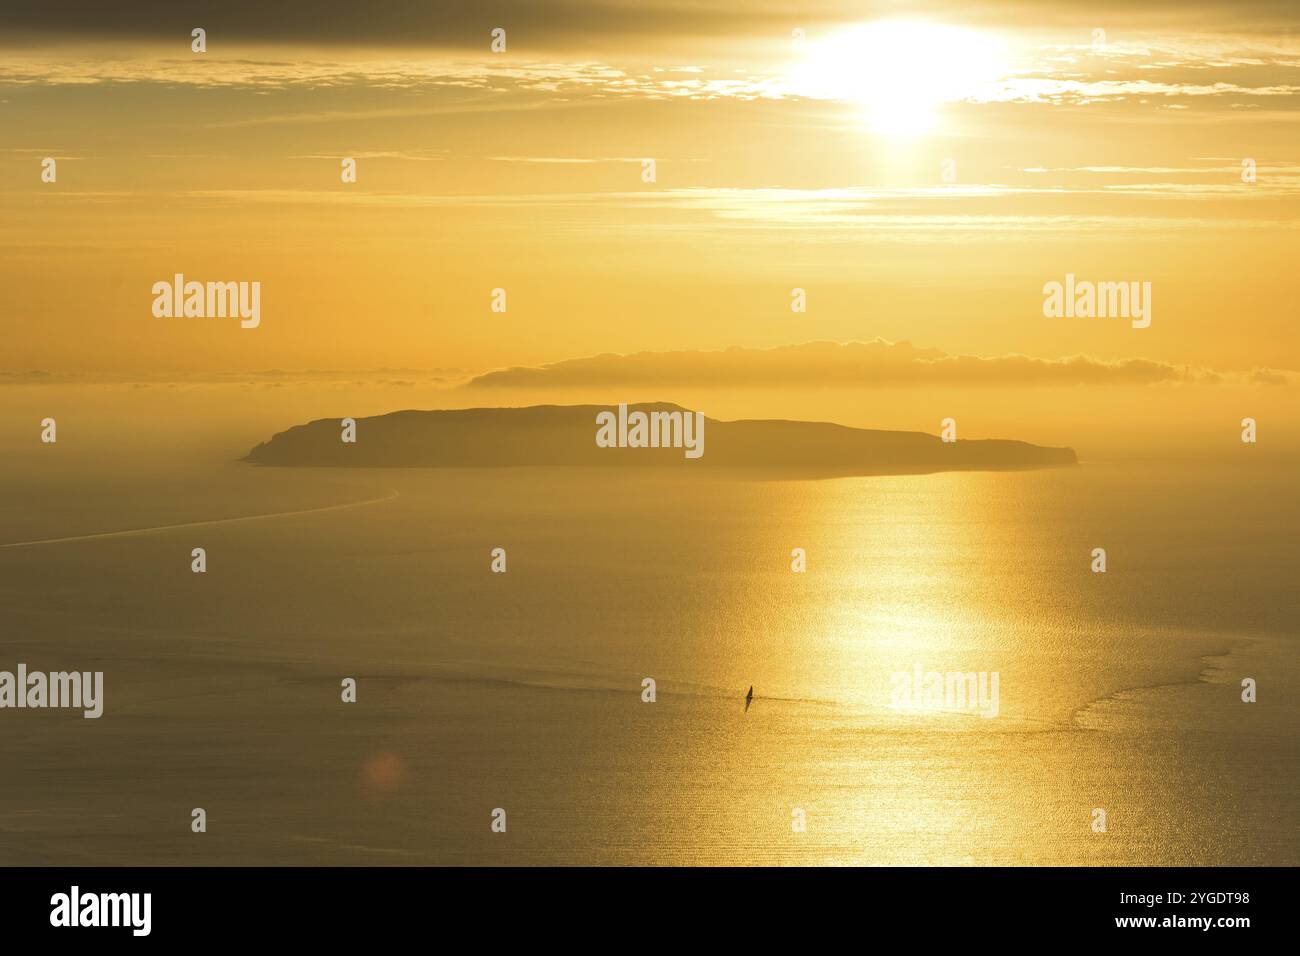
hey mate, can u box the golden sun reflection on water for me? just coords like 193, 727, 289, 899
622, 467, 1294, 865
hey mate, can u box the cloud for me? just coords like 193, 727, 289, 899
129, 185, 1295, 241
0, 1, 798, 46
5, 1, 1300, 47
289, 149, 449, 162
0, 370, 52, 381
485, 155, 648, 164
3, 27, 1296, 117
465, 340, 1296, 388
0, 368, 464, 387
6, 345, 1294, 390
0, 54, 646, 93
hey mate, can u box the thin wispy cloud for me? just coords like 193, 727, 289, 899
3, 33, 1296, 113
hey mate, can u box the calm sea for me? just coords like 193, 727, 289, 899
0, 459, 1294, 864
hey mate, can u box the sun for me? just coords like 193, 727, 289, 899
786, 21, 1009, 137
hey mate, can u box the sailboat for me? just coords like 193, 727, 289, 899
744, 685, 754, 713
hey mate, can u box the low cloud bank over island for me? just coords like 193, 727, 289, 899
465, 340, 1293, 389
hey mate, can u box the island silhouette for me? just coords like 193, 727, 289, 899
243, 403, 1077, 475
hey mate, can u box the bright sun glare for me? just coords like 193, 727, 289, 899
787, 21, 1009, 137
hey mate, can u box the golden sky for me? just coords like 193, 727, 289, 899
1, 0, 1296, 440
